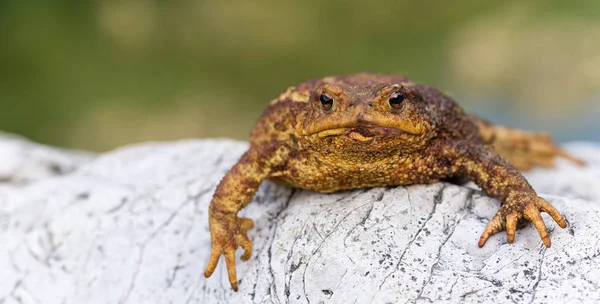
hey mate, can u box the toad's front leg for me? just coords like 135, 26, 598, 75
448, 142, 567, 247
203, 147, 275, 291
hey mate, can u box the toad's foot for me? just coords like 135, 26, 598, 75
490, 127, 584, 171
204, 216, 254, 291
478, 195, 567, 248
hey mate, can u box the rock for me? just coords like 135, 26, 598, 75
0, 132, 93, 185
0, 137, 599, 304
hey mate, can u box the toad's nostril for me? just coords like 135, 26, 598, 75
368, 102, 374, 107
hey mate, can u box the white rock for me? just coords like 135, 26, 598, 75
0, 137, 598, 304
0, 132, 93, 185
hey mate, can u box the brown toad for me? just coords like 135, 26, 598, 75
203, 73, 583, 291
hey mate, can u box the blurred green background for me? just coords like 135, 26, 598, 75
1, 0, 599, 151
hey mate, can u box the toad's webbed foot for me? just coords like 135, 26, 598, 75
478, 194, 567, 248
204, 216, 254, 291
494, 129, 584, 171
469, 115, 584, 171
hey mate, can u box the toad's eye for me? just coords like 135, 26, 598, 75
388, 92, 405, 110
319, 93, 334, 111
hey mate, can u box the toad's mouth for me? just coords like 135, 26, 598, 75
314, 125, 407, 142
302, 112, 428, 139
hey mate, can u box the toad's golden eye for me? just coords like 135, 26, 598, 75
389, 92, 405, 110
319, 93, 334, 111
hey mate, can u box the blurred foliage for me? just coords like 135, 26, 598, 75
1, 0, 599, 151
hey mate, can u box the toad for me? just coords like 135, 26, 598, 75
203, 73, 583, 291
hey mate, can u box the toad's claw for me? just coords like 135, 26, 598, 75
204, 217, 254, 291
478, 196, 566, 248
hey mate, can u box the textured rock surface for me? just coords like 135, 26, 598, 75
0, 137, 599, 304
0, 132, 93, 185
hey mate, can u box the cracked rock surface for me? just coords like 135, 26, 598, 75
0, 132, 93, 185
0, 137, 599, 304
